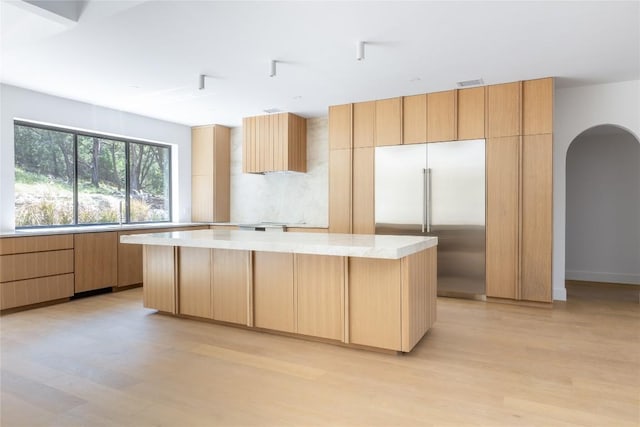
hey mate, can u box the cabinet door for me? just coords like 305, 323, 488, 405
375, 97, 402, 146
143, 245, 176, 313
403, 94, 427, 145
0, 250, 73, 282
329, 149, 352, 233
213, 126, 231, 222
118, 230, 143, 286
329, 104, 352, 150
179, 247, 212, 318
486, 137, 519, 299
352, 147, 374, 234
457, 87, 485, 140
486, 82, 521, 138
212, 249, 249, 325
253, 252, 294, 332
427, 90, 456, 142
242, 117, 256, 173
296, 254, 344, 341
192, 126, 214, 175
349, 257, 401, 350
353, 101, 376, 148
523, 78, 553, 135
74, 232, 117, 293
191, 174, 213, 222
521, 134, 552, 302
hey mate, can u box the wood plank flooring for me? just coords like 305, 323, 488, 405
1, 286, 638, 426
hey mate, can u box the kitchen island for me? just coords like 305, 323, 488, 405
120, 229, 438, 352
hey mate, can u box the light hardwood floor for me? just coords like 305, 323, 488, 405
1, 287, 638, 426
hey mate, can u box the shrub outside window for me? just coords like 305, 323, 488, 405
14, 121, 172, 228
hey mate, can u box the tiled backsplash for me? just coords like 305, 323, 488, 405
230, 117, 328, 226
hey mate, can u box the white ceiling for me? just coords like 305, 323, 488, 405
1, 0, 639, 127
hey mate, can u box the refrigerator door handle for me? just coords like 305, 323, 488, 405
422, 168, 427, 233
426, 168, 431, 233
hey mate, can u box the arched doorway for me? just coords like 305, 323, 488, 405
565, 124, 640, 302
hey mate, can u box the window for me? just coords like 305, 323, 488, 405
14, 121, 171, 228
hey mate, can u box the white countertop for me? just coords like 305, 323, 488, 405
0, 222, 205, 238
120, 229, 437, 259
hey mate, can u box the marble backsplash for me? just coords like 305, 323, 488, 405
229, 117, 329, 226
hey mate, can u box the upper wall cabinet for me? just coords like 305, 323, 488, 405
403, 94, 427, 145
427, 90, 457, 142
329, 104, 352, 150
486, 82, 522, 138
457, 87, 485, 140
353, 101, 376, 148
243, 113, 307, 173
523, 77, 554, 135
192, 124, 230, 222
375, 97, 402, 146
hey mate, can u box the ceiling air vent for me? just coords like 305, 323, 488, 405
456, 78, 484, 88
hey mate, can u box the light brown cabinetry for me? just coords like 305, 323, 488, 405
179, 247, 212, 318
457, 87, 485, 140
192, 124, 230, 222
0, 235, 74, 310
296, 254, 344, 341
486, 82, 522, 138
403, 94, 427, 144
427, 90, 457, 142
375, 97, 402, 146
74, 232, 117, 293
243, 113, 306, 173
523, 78, 554, 135
328, 104, 352, 150
353, 101, 376, 148
212, 249, 249, 325
253, 251, 295, 332
328, 149, 352, 233
352, 147, 374, 234
143, 245, 176, 313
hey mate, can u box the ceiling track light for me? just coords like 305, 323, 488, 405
356, 41, 365, 61
270, 60, 277, 78
198, 74, 206, 90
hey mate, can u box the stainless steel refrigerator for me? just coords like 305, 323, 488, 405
375, 139, 486, 298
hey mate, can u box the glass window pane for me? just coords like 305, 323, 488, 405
77, 135, 126, 224
14, 124, 74, 227
129, 143, 170, 222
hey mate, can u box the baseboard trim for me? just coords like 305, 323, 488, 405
553, 287, 567, 301
566, 270, 640, 285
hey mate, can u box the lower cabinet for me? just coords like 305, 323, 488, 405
179, 247, 212, 318
143, 245, 177, 313
74, 232, 118, 293
212, 249, 249, 325
253, 252, 295, 332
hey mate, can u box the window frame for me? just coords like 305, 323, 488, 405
14, 120, 173, 229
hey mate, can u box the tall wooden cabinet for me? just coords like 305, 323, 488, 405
191, 124, 230, 222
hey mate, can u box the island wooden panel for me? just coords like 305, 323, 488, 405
296, 254, 344, 341
403, 94, 427, 145
353, 101, 376, 148
0, 273, 74, 310
0, 234, 73, 255
143, 245, 176, 313
401, 247, 437, 352
427, 90, 457, 142
212, 249, 249, 325
457, 86, 485, 140
486, 137, 519, 299
253, 252, 295, 333
521, 134, 552, 302
0, 249, 74, 283
179, 247, 212, 318
348, 257, 402, 351
328, 104, 352, 150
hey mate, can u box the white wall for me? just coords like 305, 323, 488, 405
230, 117, 328, 226
0, 84, 192, 231
553, 80, 640, 299
566, 131, 640, 284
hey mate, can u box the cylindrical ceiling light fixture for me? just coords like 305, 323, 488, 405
198, 74, 206, 90
356, 41, 365, 61
269, 60, 277, 77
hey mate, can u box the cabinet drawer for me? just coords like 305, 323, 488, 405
0, 234, 73, 255
0, 249, 74, 282
1, 273, 74, 310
